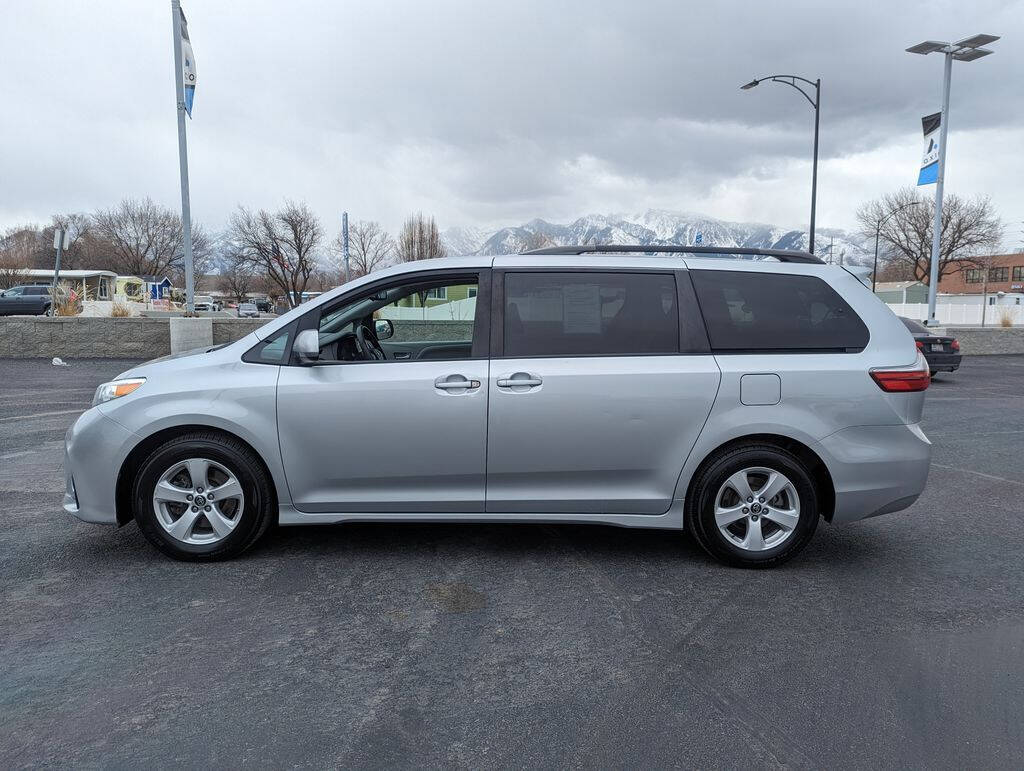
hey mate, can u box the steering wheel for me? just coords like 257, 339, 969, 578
355, 321, 386, 361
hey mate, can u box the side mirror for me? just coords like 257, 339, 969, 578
293, 329, 320, 365
374, 318, 395, 341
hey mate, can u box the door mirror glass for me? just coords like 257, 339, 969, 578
293, 328, 321, 364
374, 318, 395, 340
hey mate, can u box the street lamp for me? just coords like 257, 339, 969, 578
872, 201, 925, 292
907, 33, 1000, 325
741, 75, 821, 254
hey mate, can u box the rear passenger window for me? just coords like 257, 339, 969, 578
503, 272, 678, 357
691, 270, 869, 352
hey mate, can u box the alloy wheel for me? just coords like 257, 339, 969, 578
152, 457, 244, 545
714, 466, 800, 551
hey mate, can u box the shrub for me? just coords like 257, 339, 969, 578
999, 311, 1013, 328
110, 301, 133, 317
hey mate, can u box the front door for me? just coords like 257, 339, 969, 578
277, 271, 490, 513
485, 268, 721, 514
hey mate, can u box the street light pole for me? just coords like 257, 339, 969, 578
907, 33, 999, 326
809, 78, 820, 256
925, 51, 953, 325
741, 74, 821, 254
872, 201, 925, 292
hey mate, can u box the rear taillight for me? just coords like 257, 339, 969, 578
951, 339, 960, 352
915, 340, 925, 351
870, 353, 930, 392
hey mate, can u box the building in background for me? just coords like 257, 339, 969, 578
937, 253, 1024, 305
874, 281, 928, 304
23, 269, 115, 300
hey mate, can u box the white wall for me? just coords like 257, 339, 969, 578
887, 302, 1024, 326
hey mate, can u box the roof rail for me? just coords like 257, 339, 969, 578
521, 244, 824, 265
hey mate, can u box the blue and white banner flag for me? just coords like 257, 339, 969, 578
179, 6, 197, 116
917, 112, 940, 185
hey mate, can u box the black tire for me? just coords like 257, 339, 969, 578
686, 443, 819, 568
132, 431, 275, 561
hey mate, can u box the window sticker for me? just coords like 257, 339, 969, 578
562, 284, 601, 334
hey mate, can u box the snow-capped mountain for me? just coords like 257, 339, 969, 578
441, 210, 871, 266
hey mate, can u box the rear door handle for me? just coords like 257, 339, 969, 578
496, 373, 543, 388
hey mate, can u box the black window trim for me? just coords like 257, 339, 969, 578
283, 267, 492, 367
492, 267, 710, 359
689, 268, 870, 355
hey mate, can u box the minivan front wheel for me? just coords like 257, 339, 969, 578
687, 444, 819, 568
132, 432, 275, 561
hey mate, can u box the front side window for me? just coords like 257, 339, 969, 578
503, 272, 678, 357
316, 275, 481, 362
691, 270, 869, 352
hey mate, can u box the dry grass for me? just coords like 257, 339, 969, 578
999, 311, 1014, 328
110, 301, 133, 317
53, 281, 87, 316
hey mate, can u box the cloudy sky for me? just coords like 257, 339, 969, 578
3, 0, 1022, 243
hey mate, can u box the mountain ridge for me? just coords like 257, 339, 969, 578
441, 210, 870, 265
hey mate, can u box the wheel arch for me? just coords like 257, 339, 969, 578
683, 433, 836, 522
114, 424, 279, 526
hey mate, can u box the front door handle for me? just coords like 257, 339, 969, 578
434, 375, 481, 391
496, 373, 543, 388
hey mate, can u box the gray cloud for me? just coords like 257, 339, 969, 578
2, 0, 1021, 238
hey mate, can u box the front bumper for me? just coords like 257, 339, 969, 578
64, 408, 138, 524
819, 422, 932, 525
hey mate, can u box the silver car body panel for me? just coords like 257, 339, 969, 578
63, 253, 930, 531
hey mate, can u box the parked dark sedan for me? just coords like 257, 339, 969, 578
900, 317, 961, 376
0, 285, 54, 316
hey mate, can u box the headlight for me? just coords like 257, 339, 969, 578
93, 377, 146, 406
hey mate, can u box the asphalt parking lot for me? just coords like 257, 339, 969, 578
2, 356, 1023, 768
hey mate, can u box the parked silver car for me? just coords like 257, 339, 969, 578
64, 246, 931, 566
237, 302, 260, 318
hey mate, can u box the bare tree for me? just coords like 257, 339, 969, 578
90, 197, 212, 278
857, 187, 1003, 284
335, 220, 394, 280
217, 249, 258, 303
228, 201, 324, 307
0, 226, 36, 289
396, 213, 446, 263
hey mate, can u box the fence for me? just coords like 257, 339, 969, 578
885, 302, 1023, 326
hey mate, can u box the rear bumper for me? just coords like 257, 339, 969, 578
924, 352, 961, 372
64, 408, 138, 525
819, 423, 932, 525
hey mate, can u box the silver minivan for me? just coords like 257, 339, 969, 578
64, 246, 931, 567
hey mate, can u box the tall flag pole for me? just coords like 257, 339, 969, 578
171, 1, 196, 314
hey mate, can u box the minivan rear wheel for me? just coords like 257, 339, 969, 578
687, 443, 819, 568
131, 431, 275, 561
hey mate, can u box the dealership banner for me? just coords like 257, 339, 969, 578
179, 6, 197, 116
917, 112, 941, 185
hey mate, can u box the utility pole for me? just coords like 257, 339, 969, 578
342, 211, 350, 283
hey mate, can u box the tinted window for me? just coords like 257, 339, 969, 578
691, 270, 869, 352
504, 272, 678, 357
